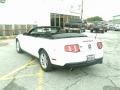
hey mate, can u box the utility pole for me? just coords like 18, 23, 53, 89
0, 0, 6, 36
81, 0, 83, 20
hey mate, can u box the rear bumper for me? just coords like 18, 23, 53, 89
64, 58, 103, 67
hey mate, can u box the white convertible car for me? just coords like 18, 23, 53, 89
16, 26, 103, 71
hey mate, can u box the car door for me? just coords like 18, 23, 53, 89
22, 27, 47, 57
20, 28, 37, 54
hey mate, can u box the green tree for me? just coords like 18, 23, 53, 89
86, 16, 103, 22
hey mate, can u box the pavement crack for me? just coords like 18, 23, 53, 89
107, 78, 117, 87
80, 70, 119, 88
81, 69, 108, 79
105, 64, 120, 71
3, 78, 27, 90
65, 78, 81, 90
1, 57, 36, 90
11, 57, 35, 78
0, 57, 36, 81
64, 70, 89, 90
80, 69, 89, 75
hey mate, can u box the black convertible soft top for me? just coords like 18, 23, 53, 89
51, 33, 87, 39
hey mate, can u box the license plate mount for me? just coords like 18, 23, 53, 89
87, 55, 95, 61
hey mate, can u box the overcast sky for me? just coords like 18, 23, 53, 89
83, 0, 120, 20
0, 0, 120, 24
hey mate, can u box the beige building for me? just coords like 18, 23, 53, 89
113, 15, 120, 24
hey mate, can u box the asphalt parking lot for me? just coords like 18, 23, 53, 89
0, 30, 120, 90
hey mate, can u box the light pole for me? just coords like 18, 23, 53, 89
81, 0, 83, 20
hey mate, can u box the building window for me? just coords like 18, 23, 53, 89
50, 13, 55, 26
56, 14, 59, 26
60, 14, 63, 28
50, 13, 80, 28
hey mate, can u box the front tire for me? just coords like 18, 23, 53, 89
39, 50, 53, 72
16, 40, 23, 53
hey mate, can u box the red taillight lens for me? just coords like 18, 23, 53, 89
64, 44, 80, 52
97, 42, 103, 49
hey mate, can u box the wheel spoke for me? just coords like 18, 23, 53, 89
40, 53, 48, 69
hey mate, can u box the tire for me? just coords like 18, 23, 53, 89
90, 30, 93, 33
39, 50, 53, 72
101, 30, 104, 33
16, 40, 23, 53
105, 30, 107, 32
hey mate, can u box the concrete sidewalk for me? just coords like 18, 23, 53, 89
0, 36, 16, 40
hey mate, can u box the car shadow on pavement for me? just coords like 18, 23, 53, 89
103, 86, 120, 90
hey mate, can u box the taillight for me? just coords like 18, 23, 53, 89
64, 44, 80, 52
97, 42, 103, 49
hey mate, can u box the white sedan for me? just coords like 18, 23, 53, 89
16, 26, 103, 71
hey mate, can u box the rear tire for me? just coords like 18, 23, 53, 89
39, 50, 53, 72
90, 30, 93, 33
101, 30, 104, 33
16, 40, 23, 53
105, 30, 107, 32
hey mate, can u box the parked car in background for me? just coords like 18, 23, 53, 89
89, 21, 107, 33
107, 25, 116, 31
64, 19, 86, 33
115, 24, 120, 31
16, 26, 103, 71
